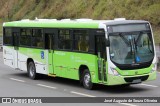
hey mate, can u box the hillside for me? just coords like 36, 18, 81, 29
0, 0, 160, 43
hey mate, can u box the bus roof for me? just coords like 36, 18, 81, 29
3, 19, 100, 28
3, 18, 149, 28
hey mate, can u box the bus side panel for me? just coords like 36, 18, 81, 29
18, 47, 28, 71
3, 46, 15, 68
18, 47, 48, 74
73, 52, 98, 83
53, 51, 70, 78
53, 51, 98, 83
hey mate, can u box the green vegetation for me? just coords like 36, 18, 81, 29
0, 0, 160, 44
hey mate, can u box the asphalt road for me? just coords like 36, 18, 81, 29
0, 52, 160, 106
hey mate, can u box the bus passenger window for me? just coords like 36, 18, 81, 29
20, 29, 32, 46
3, 28, 12, 45
32, 29, 44, 48
73, 30, 89, 52
58, 30, 71, 50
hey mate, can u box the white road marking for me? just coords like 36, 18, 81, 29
70, 91, 96, 97
120, 103, 137, 106
138, 83, 158, 88
10, 78, 25, 82
37, 84, 57, 89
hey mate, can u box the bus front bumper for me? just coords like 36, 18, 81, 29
107, 71, 156, 85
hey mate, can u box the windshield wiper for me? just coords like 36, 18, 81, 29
129, 39, 133, 55
119, 33, 130, 46
134, 37, 137, 53
119, 33, 133, 56
135, 32, 142, 44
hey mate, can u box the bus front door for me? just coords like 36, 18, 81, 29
45, 33, 54, 75
95, 35, 107, 83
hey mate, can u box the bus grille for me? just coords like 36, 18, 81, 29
124, 75, 149, 83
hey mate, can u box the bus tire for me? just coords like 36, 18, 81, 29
27, 62, 38, 80
82, 69, 93, 90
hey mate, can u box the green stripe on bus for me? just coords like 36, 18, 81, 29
4, 22, 99, 28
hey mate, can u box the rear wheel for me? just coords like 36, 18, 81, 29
27, 62, 38, 80
82, 69, 93, 90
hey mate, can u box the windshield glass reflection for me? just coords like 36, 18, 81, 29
109, 31, 154, 64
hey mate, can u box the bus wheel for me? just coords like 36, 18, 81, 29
82, 69, 93, 90
27, 62, 37, 80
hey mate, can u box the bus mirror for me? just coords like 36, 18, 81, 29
106, 39, 110, 47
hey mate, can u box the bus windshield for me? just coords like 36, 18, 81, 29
109, 31, 154, 65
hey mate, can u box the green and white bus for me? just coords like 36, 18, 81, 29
3, 18, 157, 89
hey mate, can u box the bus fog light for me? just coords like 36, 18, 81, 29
150, 64, 157, 73
110, 68, 120, 76
150, 69, 155, 73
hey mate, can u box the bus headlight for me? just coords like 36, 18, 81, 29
110, 68, 120, 76
150, 64, 157, 73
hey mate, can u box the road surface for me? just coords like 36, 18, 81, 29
0, 52, 160, 106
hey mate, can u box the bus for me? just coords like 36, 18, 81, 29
3, 18, 157, 89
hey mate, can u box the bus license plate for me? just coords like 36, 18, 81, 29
132, 79, 141, 84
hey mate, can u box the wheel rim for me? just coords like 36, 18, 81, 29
84, 73, 90, 87
29, 64, 34, 77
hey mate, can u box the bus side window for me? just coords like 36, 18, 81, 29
32, 29, 44, 48
3, 28, 12, 45
20, 29, 32, 47
73, 30, 89, 52
78, 36, 89, 51
58, 29, 71, 50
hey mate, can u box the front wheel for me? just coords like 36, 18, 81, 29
82, 69, 93, 90
27, 62, 38, 80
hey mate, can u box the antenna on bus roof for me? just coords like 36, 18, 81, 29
114, 18, 126, 21
21, 19, 30, 21
61, 19, 71, 21
75, 18, 93, 21
34, 17, 57, 21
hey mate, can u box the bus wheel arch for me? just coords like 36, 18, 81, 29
79, 65, 88, 83
27, 58, 34, 67
79, 65, 93, 89
27, 58, 38, 80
